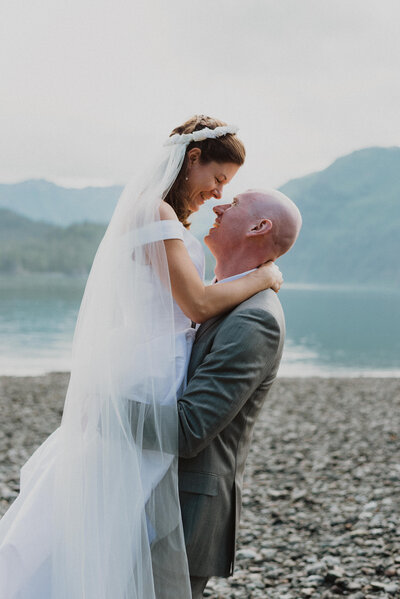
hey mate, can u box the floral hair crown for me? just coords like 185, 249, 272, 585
164, 124, 239, 146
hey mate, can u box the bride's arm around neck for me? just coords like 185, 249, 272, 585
158, 202, 279, 324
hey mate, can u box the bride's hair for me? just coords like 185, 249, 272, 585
165, 114, 246, 227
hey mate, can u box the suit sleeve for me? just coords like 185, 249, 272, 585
177, 308, 281, 459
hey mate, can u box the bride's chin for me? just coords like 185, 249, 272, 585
190, 201, 201, 212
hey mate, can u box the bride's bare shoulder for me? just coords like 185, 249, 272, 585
159, 201, 179, 221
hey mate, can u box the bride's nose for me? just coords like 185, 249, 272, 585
212, 187, 222, 200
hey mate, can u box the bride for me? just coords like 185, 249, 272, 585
0, 115, 282, 598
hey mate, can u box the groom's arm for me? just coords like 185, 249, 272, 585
177, 307, 281, 459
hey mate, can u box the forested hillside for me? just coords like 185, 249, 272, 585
0, 209, 105, 274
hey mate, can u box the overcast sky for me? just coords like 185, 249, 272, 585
1, 0, 399, 195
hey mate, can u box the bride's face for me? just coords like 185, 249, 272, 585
186, 149, 240, 213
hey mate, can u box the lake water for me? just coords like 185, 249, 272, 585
0, 275, 399, 377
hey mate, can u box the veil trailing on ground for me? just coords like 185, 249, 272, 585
50, 141, 192, 598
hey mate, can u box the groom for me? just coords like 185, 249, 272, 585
176, 189, 302, 598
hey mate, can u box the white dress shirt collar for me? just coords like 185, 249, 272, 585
213, 268, 257, 285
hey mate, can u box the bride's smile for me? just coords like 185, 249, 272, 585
185, 149, 239, 213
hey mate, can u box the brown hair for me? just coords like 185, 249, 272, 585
164, 115, 246, 227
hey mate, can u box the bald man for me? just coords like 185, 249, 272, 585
177, 189, 302, 598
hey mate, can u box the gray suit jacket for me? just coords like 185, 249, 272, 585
177, 288, 285, 577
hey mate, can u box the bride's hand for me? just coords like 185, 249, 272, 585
256, 261, 283, 292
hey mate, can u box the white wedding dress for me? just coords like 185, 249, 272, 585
0, 219, 204, 599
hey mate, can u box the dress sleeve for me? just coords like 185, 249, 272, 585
131, 220, 184, 247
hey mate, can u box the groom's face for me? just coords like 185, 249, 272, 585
204, 193, 253, 255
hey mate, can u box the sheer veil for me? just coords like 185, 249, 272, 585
0, 122, 239, 599
51, 140, 191, 598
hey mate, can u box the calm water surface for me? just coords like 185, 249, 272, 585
280, 284, 400, 376
0, 275, 399, 377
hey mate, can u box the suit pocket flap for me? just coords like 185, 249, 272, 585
179, 471, 219, 496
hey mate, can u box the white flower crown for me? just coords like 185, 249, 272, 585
164, 124, 239, 146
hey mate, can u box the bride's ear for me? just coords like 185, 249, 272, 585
246, 219, 273, 238
187, 147, 201, 166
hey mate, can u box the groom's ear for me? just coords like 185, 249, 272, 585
246, 219, 273, 238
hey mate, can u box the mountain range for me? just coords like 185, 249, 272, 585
277, 146, 400, 286
1, 146, 399, 285
0, 179, 121, 226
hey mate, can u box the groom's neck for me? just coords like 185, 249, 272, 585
214, 256, 258, 282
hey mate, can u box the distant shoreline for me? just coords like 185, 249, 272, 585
1, 272, 400, 294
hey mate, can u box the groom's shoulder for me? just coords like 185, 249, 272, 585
206, 289, 285, 345
230, 288, 284, 328
194, 290, 285, 347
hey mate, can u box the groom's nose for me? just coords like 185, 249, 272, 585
213, 204, 229, 216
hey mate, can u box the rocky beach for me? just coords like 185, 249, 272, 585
0, 375, 399, 598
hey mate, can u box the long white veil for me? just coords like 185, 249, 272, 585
0, 123, 239, 598
50, 141, 191, 598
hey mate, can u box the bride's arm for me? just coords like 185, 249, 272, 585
164, 239, 280, 324
159, 207, 282, 324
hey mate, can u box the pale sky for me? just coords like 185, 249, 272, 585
0, 0, 399, 196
